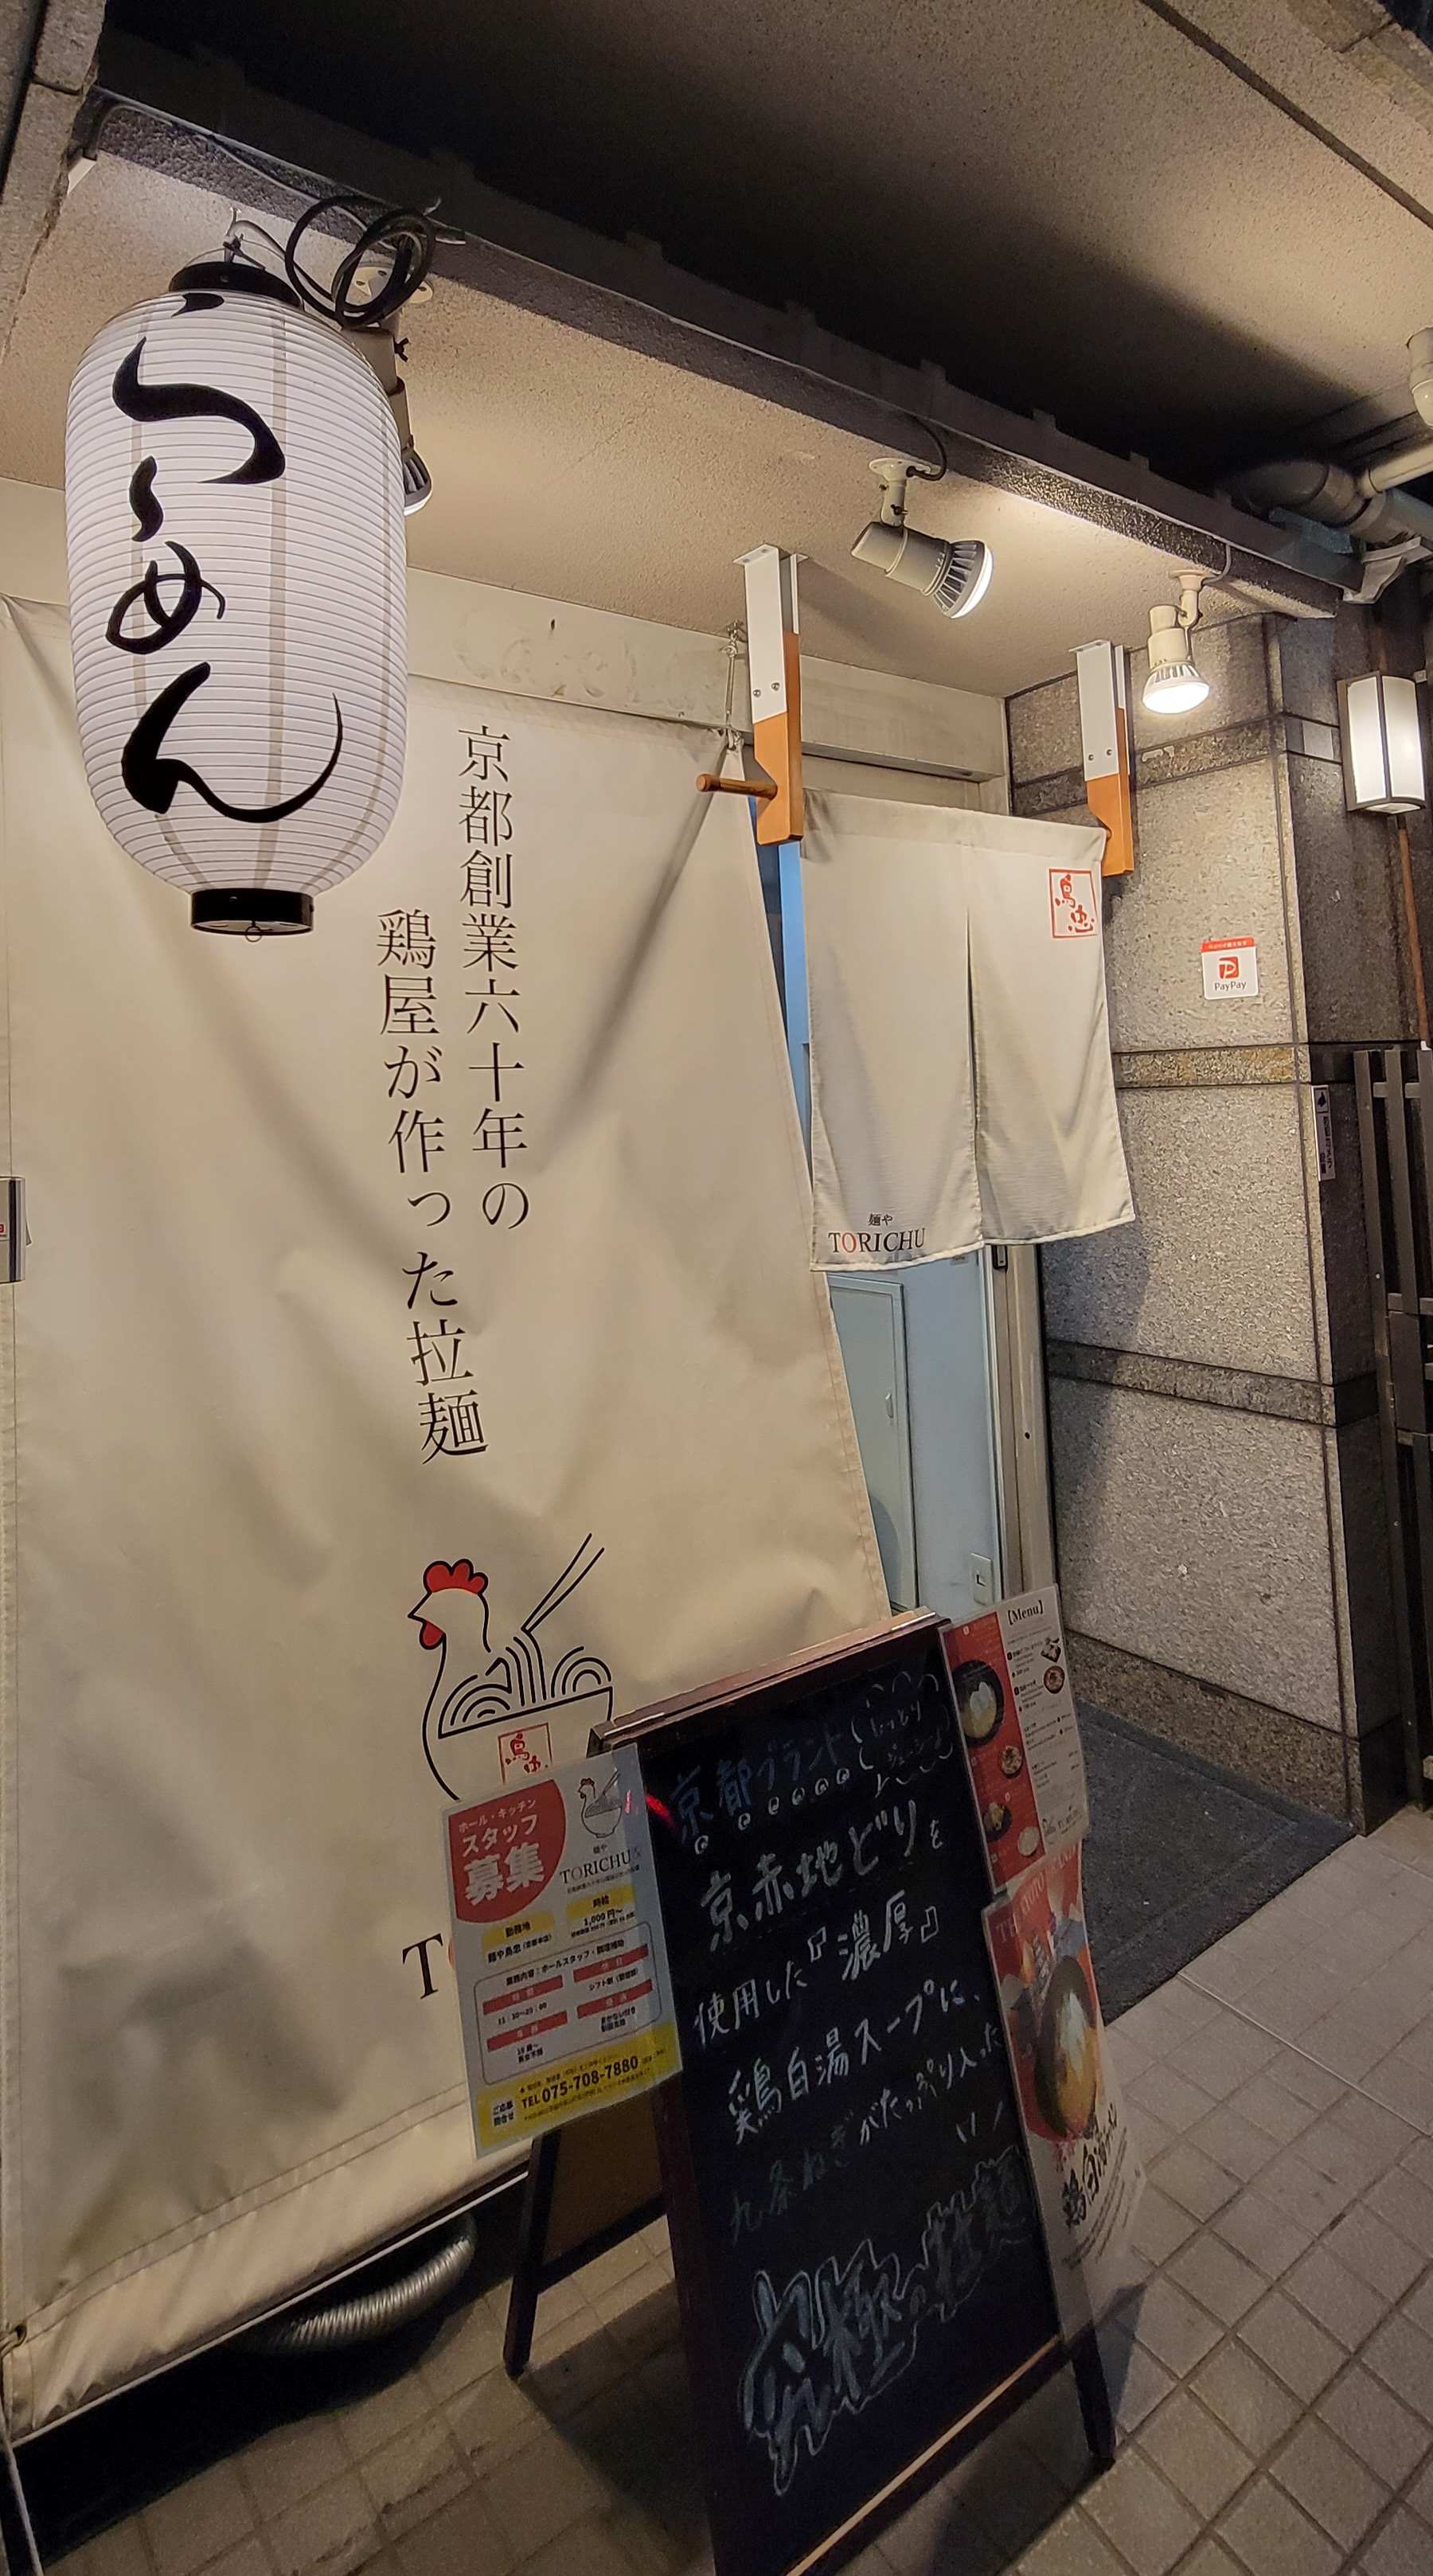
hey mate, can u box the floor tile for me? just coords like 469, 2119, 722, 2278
357, 2421, 468, 2543
1176, 2546, 1244, 2576
1166, 2014, 1275, 2102
1236, 2289, 1343, 2399
1218, 2474, 1341, 2576
1130, 2065, 1220, 2135
1131, 2187, 1198, 2265
1295, 2116, 1394, 2198
52, 2528, 153, 2576
1363, 2308, 1433, 2422
1167, 2232, 1265, 2326
1256, 2146, 1358, 2234
1316, 2364, 1431, 2487
1212, 2186, 1313, 2279
1191, 2344, 1301, 2457
1333, 2091, 1419, 2164
1284, 2244, 1392, 2349
1083, 2448, 1201, 2575
267, 2476, 383, 2576
1325, 2207, 1427, 2301
1226, 2073, 1318, 2147
1365, 2054, 1433, 2129
418, 2302, 506, 2404
880, 2477, 997, 2575
951, 2429, 1069, 2559
143, 2464, 256, 2576
1096, 2325, 1175, 2434
1014, 2508, 1126, 2576
1129, 2276, 1222, 2375
1186, 2105, 1279, 2184
1138, 2391, 1253, 2517
1267, 2048, 1345, 2110
1150, 2145, 1239, 2223
1233, 1965, 1340, 2046
394, 2488, 513, 2576
1013, 2376, 1100, 2496
511, 2512, 635, 2576
1129, 2106, 1176, 2168
338, 2370, 433, 2462
1405, 2449, 1433, 2523
241, 2420, 353, 2521
1402, 2270, 1433, 2338
443, 2369, 548, 2473
1357, 2504, 1433, 2575
1369, 2163, 1433, 2259
1268, 2417, 1389, 2551
1403, 2132, 1433, 2189
1296, 2007, 1392, 2084
482, 2427, 611, 2559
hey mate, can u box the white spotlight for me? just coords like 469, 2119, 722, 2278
1142, 572, 1210, 716
851, 458, 993, 619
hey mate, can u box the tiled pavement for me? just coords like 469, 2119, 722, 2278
53, 1808, 1433, 2576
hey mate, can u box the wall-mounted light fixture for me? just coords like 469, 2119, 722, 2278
1337, 673, 1426, 814
1142, 569, 1209, 716
850, 459, 994, 619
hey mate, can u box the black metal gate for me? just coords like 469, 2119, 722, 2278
1356, 1046, 1433, 1809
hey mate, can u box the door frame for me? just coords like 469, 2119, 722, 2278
827, 1270, 920, 1610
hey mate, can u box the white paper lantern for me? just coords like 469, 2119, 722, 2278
66, 263, 407, 933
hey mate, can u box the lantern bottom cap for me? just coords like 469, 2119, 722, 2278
191, 889, 314, 936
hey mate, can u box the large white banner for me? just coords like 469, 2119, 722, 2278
0, 601, 884, 2431
804, 794, 1133, 1268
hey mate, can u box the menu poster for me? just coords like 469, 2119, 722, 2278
944, 1587, 1088, 1891
984, 1843, 1144, 2336
446, 1739, 681, 2149
613, 1617, 1067, 2576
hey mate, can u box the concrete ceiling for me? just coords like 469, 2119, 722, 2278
0, 154, 1229, 697
97, 0, 1433, 474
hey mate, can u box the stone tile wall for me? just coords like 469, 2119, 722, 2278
1012, 597, 1422, 1825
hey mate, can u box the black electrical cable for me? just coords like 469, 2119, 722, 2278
905, 419, 948, 482
281, 191, 438, 329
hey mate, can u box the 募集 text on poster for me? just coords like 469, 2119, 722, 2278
446, 1732, 680, 2148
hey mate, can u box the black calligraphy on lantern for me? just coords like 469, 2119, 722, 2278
105, 326, 346, 824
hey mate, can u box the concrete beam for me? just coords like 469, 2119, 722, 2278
0, 0, 103, 362
91, 29, 1349, 622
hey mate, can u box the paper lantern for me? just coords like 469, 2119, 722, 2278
65, 263, 406, 933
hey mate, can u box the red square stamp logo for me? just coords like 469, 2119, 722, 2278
498, 1721, 553, 1783
1049, 868, 1099, 938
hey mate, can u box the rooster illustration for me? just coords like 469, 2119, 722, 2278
411, 1534, 611, 1799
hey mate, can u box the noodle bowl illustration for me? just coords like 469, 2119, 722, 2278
412, 1534, 613, 1799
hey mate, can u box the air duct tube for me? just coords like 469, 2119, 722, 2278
1223, 458, 1433, 547
237, 2212, 479, 2358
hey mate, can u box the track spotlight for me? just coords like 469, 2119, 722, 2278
851, 459, 993, 619
1142, 571, 1209, 715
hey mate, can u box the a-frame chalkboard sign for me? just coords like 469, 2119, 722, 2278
597, 1611, 1115, 2576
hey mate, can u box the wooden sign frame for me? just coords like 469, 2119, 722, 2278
600, 1613, 1114, 2576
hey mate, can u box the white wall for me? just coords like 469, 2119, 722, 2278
0, 479, 1009, 784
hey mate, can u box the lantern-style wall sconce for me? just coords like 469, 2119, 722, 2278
65, 257, 407, 934
1337, 673, 1426, 816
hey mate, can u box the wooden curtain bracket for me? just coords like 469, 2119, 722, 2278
696, 772, 777, 799
1074, 639, 1134, 878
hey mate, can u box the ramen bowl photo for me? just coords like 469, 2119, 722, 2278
954, 1659, 1005, 1745
1033, 1956, 1100, 2138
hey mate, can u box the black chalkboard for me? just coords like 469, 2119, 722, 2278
607, 1614, 1104, 2576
